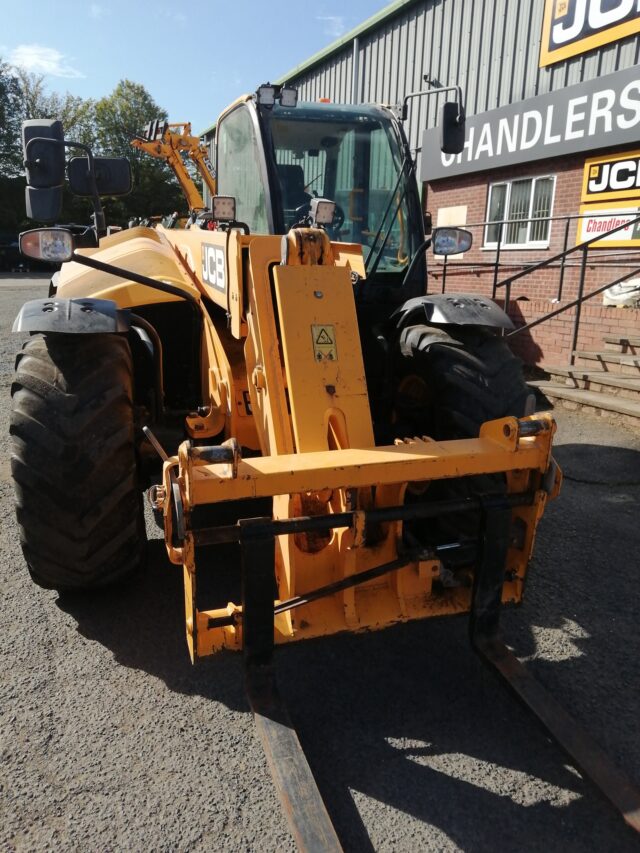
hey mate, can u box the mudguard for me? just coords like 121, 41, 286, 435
12, 297, 131, 334
392, 293, 514, 331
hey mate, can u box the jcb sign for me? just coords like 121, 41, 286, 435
540, 0, 640, 67
582, 149, 640, 202
201, 243, 226, 291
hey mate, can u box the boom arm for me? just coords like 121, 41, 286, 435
131, 121, 216, 213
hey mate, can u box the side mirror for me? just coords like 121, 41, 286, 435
22, 119, 65, 188
68, 157, 132, 197
440, 102, 465, 155
19, 228, 75, 263
432, 227, 472, 256
22, 120, 66, 223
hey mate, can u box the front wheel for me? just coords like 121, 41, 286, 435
393, 324, 534, 552
10, 333, 146, 590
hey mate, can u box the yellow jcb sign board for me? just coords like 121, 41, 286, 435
540, 0, 640, 67
581, 149, 640, 202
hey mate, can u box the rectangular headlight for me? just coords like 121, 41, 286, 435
212, 195, 236, 222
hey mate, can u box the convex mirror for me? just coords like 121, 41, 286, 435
20, 228, 75, 263
432, 227, 472, 256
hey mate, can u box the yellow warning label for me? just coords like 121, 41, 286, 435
311, 324, 337, 362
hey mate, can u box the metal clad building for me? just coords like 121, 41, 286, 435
275, 0, 640, 178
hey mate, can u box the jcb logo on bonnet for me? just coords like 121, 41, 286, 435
201, 244, 226, 291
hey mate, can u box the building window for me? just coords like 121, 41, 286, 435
484, 176, 556, 248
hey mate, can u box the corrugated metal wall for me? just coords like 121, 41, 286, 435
286, 0, 640, 176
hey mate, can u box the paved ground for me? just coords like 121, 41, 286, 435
1, 275, 639, 852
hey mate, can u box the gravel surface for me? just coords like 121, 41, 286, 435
1, 275, 639, 852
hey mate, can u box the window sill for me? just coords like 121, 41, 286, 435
481, 244, 551, 251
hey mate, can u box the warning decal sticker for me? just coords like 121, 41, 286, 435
311, 324, 337, 361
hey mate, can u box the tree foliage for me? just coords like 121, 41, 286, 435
94, 80, 184, 221
0, 60, 23, 178
0, 67, 186, 232
15, 68, 96, 146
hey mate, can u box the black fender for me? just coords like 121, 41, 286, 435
12, 298, 131, 334
391, 293, 514, 333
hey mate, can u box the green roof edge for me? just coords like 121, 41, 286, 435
274, 0, 419, 86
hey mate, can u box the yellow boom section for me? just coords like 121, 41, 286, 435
131, 121, 216, 212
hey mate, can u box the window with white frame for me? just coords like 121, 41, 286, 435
484, 176, 556, 247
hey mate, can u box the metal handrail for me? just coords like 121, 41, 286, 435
429, 210, 640, 366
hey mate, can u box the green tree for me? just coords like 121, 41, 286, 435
0, 59, 23, 178
94, 79, 184, 222
15, 68, 96, 146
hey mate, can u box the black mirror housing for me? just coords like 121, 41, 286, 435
22, 120, 65, 189
25, 186, 63, 223
440, 102, 466, 155
68, 156, 132, 197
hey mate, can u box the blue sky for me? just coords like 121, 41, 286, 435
1, 0, 389, 134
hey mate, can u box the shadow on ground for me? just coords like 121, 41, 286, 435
55, 438, 640, 851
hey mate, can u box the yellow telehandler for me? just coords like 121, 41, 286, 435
11, 86, 640, 847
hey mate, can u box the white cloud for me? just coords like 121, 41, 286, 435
89, 3, 105, 19
9, 44, 84, 78
316, 15, 346, 39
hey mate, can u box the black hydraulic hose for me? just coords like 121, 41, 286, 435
70, 251, 201, 308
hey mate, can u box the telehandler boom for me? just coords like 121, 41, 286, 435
11, 86, 640, 847
131, 120, 216, 212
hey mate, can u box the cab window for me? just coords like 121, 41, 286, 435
216, 106, 269, 234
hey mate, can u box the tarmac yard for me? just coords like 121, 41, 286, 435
1, 275, 639, 852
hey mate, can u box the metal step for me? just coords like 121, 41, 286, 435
542, 366, 640, 400
529, 381, 640, 424
603, 334, 640, 355
573, 350, 640, 375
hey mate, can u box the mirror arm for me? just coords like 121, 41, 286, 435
399, 85, 465, 123
401, 237, 432, 288
25, 137, 107, 238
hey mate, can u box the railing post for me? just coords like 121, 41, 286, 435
492, 222, 504, 298
557, 217, 571, 301
570, 245, 589, 366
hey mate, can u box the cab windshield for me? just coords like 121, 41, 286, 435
264, 103, 419, 276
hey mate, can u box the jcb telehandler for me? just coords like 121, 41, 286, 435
11, 86, 640, 847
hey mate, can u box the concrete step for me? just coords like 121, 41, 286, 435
603, 335, 640, 355
543, 365, 640, 401
573, 350, 640, 375
529, 381, 640, 426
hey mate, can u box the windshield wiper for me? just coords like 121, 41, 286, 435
365, 155, 415, 280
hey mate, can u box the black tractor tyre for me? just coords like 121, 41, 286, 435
10, 333, 146, 590
394, 324, 532, 440
394, 324, 534, 553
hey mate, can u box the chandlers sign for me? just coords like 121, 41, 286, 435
540, 0, 640, 67
421, 66, 640, 182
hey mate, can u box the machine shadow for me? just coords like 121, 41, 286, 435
56, 437, 640, 850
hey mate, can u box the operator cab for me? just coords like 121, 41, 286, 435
215, 98, 426, 297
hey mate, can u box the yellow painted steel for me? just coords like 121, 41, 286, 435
164, 405, 558, 661
54, 215, 559, 665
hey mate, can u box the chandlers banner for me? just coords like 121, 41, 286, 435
577, 199, 640, 248
421, 66, 640, 182
540, 0, 640, 67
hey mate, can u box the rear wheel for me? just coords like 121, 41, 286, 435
10, 333, 146, 590
394, 324, 533, 556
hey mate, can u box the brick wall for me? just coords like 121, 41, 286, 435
423, 150, 640, 367
501, 298, 640, 368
